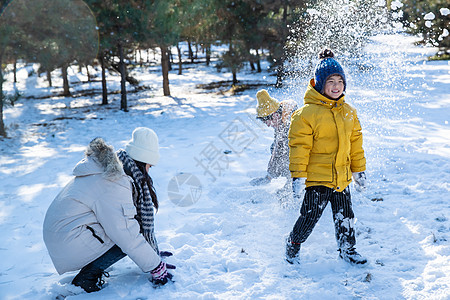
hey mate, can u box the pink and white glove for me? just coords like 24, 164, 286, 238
352, 172, 367, 192
150, 261, 173, 286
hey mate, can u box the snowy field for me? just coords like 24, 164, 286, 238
0, 33, 449, 299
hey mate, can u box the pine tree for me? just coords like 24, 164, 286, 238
86, 0, 147, 111
3, 0, 98, 95
145, 0, 182, 96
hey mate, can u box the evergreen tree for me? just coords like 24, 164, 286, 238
0, 0, 12, 137
2, 0, 98, 95
0, 0, 98, 137
215, 0, 252, 85
86, 0, 147, 111
146, 0, 182, 96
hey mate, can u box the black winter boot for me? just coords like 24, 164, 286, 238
72, 270, 109, 293
339, 247, 367, 265
285, 238, 301, 264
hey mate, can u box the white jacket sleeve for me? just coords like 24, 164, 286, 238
93, 177, 161, 272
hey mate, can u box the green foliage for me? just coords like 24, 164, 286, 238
0, 0, 99, 69
147, 0, 181, 47
86, 0, 146, 51
216, 42, 247, 73
181, 0, 218, 44
428, 53, 450, 60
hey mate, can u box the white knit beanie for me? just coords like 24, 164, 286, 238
125, 127, 160, 166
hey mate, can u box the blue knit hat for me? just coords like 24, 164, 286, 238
314, 49, 346, 94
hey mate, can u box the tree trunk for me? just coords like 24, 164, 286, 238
86, 65, 91, 82
206, 43, 211, 66
249, 57, 255, 71
229, 42, 238, 85
13, 60, 17, 83
118, 43, 128, 111
188, 40, 194, 63
168, 47, 172, 71
256, 49, 262, 73
100, 54, 108, 105
61, 65, 71, 96
0, 54, 7, 138
47, 70, 52, 87
176, 43, 183, 75
275, 64, 284, 88
160, 44, 170, 96
276, 0, 289, 88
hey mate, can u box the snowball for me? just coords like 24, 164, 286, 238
393, 11, 404, 19
425, 21, 432, 28
377, 0, 386, 6
424, 12, 435, 20
441, 28, 449, 38
440, 8, 450, 16
391, 0, 403, 10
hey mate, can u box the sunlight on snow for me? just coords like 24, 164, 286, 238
0, 201, 13, 225
17, 183, 57, 203
401, 217, 422, 234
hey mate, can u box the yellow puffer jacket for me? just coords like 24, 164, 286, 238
289, 79, 366, 192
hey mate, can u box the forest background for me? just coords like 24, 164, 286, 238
0, 0, 449, 139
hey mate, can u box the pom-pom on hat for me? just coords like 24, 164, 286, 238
125, 127, 160, 166
256, 89, 280, 118
314, 49, 346, 94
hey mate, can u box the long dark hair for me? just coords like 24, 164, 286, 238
134, 160, 159, 211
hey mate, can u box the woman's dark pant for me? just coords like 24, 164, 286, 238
77, 245, 126, 276
289, 186, 356, 250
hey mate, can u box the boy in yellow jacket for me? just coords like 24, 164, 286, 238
286, 49, 367, 265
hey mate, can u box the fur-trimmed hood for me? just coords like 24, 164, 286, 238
73, 137, 124, 180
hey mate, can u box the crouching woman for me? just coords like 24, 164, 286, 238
43, 129, 173, 293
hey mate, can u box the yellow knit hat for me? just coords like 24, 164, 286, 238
256, 89, 280, 118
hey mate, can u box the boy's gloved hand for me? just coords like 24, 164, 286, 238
292, 177, 306, 199
352, 172, 367, 192
250, 175, 271, 186
150, 261, 173, 286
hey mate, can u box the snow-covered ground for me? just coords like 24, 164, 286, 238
1, 33, 449, 299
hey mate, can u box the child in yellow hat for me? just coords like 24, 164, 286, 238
251, 89, 298, 202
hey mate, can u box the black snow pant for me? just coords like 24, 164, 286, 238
75, 245, 127, 278
288, 186, 356, 250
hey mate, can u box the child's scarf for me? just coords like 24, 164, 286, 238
117, 149, 159, 254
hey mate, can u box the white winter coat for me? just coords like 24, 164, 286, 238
43, 139, 161, 275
